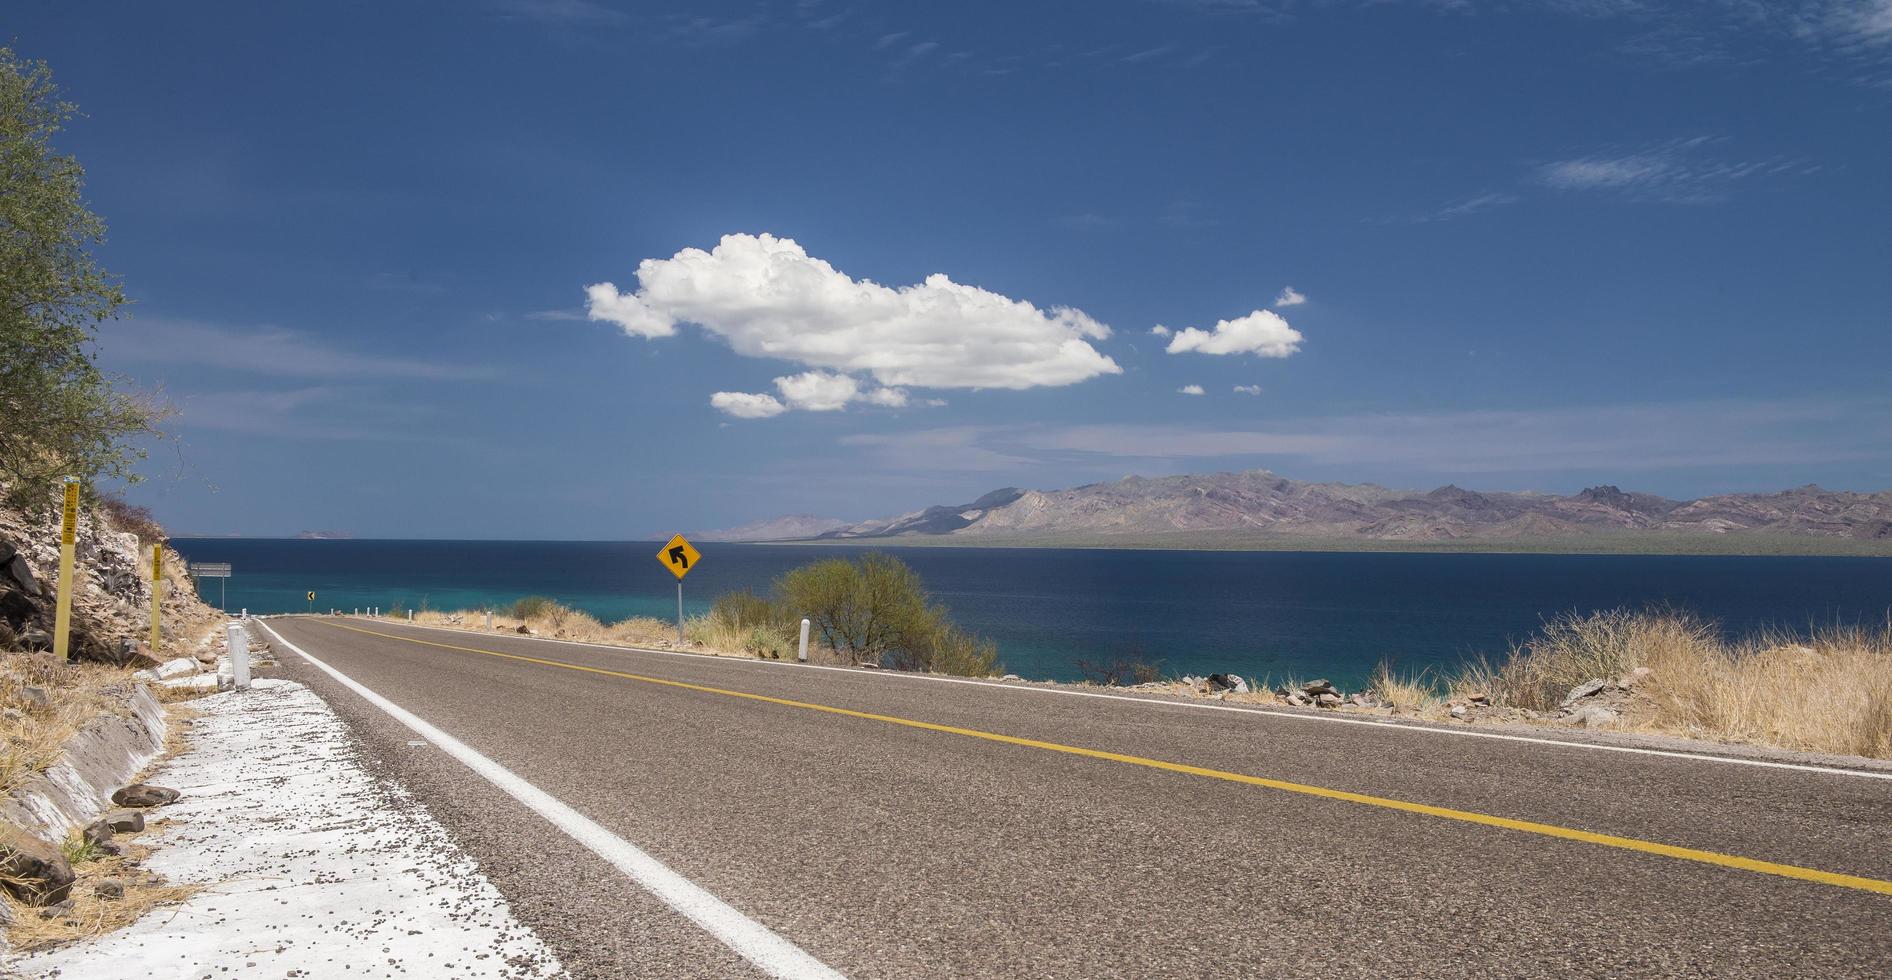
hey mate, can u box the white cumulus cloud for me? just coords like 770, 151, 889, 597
1149, 325, 1172, 337
586, 233, 1122, 393
1178, 384, 1205, 396
774, 371, 859, 412
1274, 286, 1307, 308
864, 387, 910, 407
709, 391, 786, 418
1165, 309, 1303, 359
1233, 384, 1263, 395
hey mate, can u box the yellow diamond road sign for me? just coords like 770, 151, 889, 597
658, 534, 701, 580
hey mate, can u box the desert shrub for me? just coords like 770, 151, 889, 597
97, 492, 165, 543
770, 553, 1000, 676
510, 595, 557, 620
1074, 654, 1165, 686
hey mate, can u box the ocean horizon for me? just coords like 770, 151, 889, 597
168, 538, 1892, 688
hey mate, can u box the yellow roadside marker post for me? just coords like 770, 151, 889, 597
53, 478, 79, 662
656, 533, 701, 646
149, 543, 163, 653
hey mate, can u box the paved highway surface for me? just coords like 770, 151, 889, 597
256, 616, 1892, 979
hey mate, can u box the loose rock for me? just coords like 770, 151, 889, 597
93, 877, 126, 900
111, 783, 182, 808
1560, 678, 1609, 707
83, 818, 114, 847
1569, 705, 1618, 728
1302, 678, 1337, 696
1314, 692, 1341, 708
0, 826, 75, 905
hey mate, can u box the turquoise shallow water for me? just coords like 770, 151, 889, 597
169, 539, 1892, 687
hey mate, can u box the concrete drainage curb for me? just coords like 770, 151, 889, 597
0, 685, 167, 844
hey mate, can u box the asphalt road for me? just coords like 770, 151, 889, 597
258, 616, 1892, 979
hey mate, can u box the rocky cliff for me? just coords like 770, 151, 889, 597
0, 498, 219, 664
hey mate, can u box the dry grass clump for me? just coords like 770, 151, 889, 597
3, 838, 198, 952
1485, 609, 1715, 712
1366, 660, 1443, 713
1633, 623, 1892, 759
1458, 609, 1892, 759
0, 655, 142, 793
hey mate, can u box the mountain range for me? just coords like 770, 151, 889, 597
701, 470, 1892, 552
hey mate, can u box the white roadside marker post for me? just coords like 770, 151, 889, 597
227, 622, 250, 690
485, 610, 493, 629
408, 609, 414, 623
798, 618, 810, 662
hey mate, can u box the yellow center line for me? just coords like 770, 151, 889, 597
311, 619, 1892, 897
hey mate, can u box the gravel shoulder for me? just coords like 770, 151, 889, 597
15, 677, 563, 979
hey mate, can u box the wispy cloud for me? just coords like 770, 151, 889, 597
482, 0, 629, 28
1273, 286, 1307, 308
1537, 136, 1814, 203
1404, 191, 1521, 223
1055, 212, 1116, 231
1123, 42, 1181, 63
103, 318, 495, 381
1178, 384, 1206, 395
365, 271, 447, 295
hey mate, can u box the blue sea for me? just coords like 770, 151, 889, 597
169, 539, 1892, 687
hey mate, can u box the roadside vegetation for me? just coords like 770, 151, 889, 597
0, 46, 167, 515
421, 553, 1002, 678
1367, 610, 1892, 760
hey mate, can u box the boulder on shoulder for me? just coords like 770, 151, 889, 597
112, 784, 181, 808
1301, 679, 1337, 696
0, 825, 74, 906
104, 808, 146, 833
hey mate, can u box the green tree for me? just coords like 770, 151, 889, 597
0, 47, 163, 512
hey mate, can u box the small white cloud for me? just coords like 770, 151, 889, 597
1166, 309, 1303, 359
1273, 286, 1307, 308
1149, 325, 1172, 337
1233, 384, 1263, 395
774, 371, 859, 412
1178, 384, 1206, 396
922, 398, 948, 407
710, 391, 787, 418
864, 387, 910, 407
585, 233, 1120, 389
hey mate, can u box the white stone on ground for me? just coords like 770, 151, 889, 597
16, 678, 564, 979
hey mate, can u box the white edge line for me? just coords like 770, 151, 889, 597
290, 616, 1892, 784
256, 620, 846, 980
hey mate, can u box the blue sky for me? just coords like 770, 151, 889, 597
14, 0, 1892, 537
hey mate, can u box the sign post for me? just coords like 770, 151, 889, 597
307, 590, 316, 614
53, 479, 80, 661
655, 533, 701, 647
149, 544, 164, 653
189, 562, 232, 611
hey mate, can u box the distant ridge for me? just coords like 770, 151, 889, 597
707, 470, 1892, 550
693, 514, 850, 542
